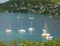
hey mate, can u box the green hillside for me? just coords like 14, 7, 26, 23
0, 0, 60, 15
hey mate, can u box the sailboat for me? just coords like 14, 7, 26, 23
17, 15, 26, 33
5, 22, 12, 34
28, 17, 34, 32
41, 22, 53, 40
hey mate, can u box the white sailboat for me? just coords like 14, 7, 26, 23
5, 22, 12, 34
17, 15, 26, 33
42, 22, 53, 40
28, 17, 34, 32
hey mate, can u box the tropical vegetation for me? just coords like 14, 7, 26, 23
0, 38, 60, 46
0, 0, 60, 15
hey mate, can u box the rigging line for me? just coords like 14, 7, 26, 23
21, 19, 23, 29
31, 20, 33, 27
9, 21, 11, 29
21, 13, 24, 29
44, 22, 48, 33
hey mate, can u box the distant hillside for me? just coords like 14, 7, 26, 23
0, 0, 60, 15
0, 0, 52, 12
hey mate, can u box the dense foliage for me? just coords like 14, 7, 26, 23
0, 0, 60, 15
0, 38, 60, 46
50, 0, 60, 3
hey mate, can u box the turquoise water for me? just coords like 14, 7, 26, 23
0, 12, 60, 43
